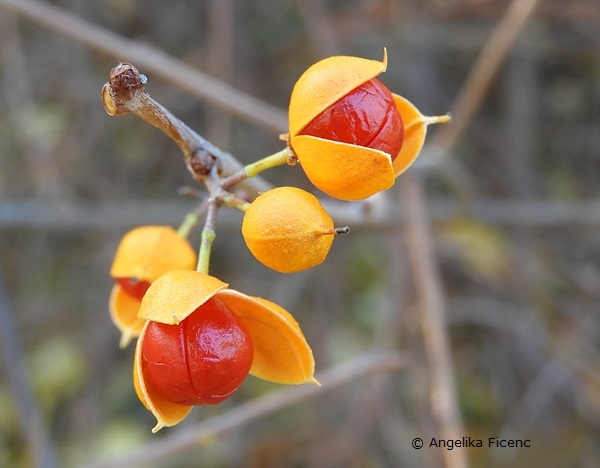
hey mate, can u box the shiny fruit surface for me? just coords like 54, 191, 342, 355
141, 298, 254, 405
301, 78, 404, 160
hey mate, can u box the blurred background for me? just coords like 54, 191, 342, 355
1, 0, 599, 467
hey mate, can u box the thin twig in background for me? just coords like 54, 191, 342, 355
429, 0, 542, 157
82, 351, 405, 468
399, 1, 542, 466
0, 273, 58, 468
204, 0, 235, 147
0, 11, 70, 200
401, 174, 468, 468
0, 0, 288, 134
415, 0, 542, 199
4, 197, 600, 231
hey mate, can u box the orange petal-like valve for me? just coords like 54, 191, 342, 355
291, 136, 395, 200
217, 290, 316, 385
109, 285, 145, 348
137, 270, 228, 324
133, 321, 191, 432
110, 226, 197, 283
289, 50, 388, 137
392, 94, 451, 177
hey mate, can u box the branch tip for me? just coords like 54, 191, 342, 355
109, 62, 146, 101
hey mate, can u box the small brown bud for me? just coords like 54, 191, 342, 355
109, 63, 147, 101
188, 149, 218, 177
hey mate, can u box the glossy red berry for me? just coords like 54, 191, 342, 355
301, 78, 404, 161
141, 297, 254, 406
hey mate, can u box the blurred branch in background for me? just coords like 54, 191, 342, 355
416, 0, 542, 203
0, 11, 71, 201
402, 174, 467, 468
83, 351, 405, 468
204, 0, 234, 148
430, 0, 541, 156
401, 1, 541, 467
2, 198, 600, 231
0, 0, 287, 134
0, 199, 600, 231
0, 272, 57, 468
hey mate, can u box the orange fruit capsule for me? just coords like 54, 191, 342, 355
241, 187, 335, 273
288, 49, 449, 200
133, 270, 316, 432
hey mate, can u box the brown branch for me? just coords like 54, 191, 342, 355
102, 63, 271, 195
83, 351, 405, 468
0, 0, 288, 134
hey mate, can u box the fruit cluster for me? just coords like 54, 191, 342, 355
110, 239, 316, 432
104, 50, 448, 431
244, 50, 449, 272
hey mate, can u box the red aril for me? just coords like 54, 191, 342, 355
301, 78, 404, 160
141, 297, 254, 405
116, 277, 151, 300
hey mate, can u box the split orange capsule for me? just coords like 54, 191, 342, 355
109, 226, 197, 347
288, 49, 450, 200
134, 270, 316, 432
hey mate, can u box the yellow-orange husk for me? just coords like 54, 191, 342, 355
288, 50, 397, 200
133, 280, 316, 431
242, 187, 335, 272
217, 290, 317, 385
137, 270, 228, 324
110, 226, 197, 283
291, 136, 395, 200
289, 50, 388, 137
133, 320, 191, 433
109, 284, 145, 348
133, 271, 227, 432
392, 94, 451, 177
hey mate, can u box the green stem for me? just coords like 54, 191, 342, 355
176, 212, 199, 239
220, 146, 294, 190
196, 200, 219, 274
244, 146, 293, 178
197, 228, 215, 274
223, 194, 251, 212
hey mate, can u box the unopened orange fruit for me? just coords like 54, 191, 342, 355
242, 187, 334, 273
